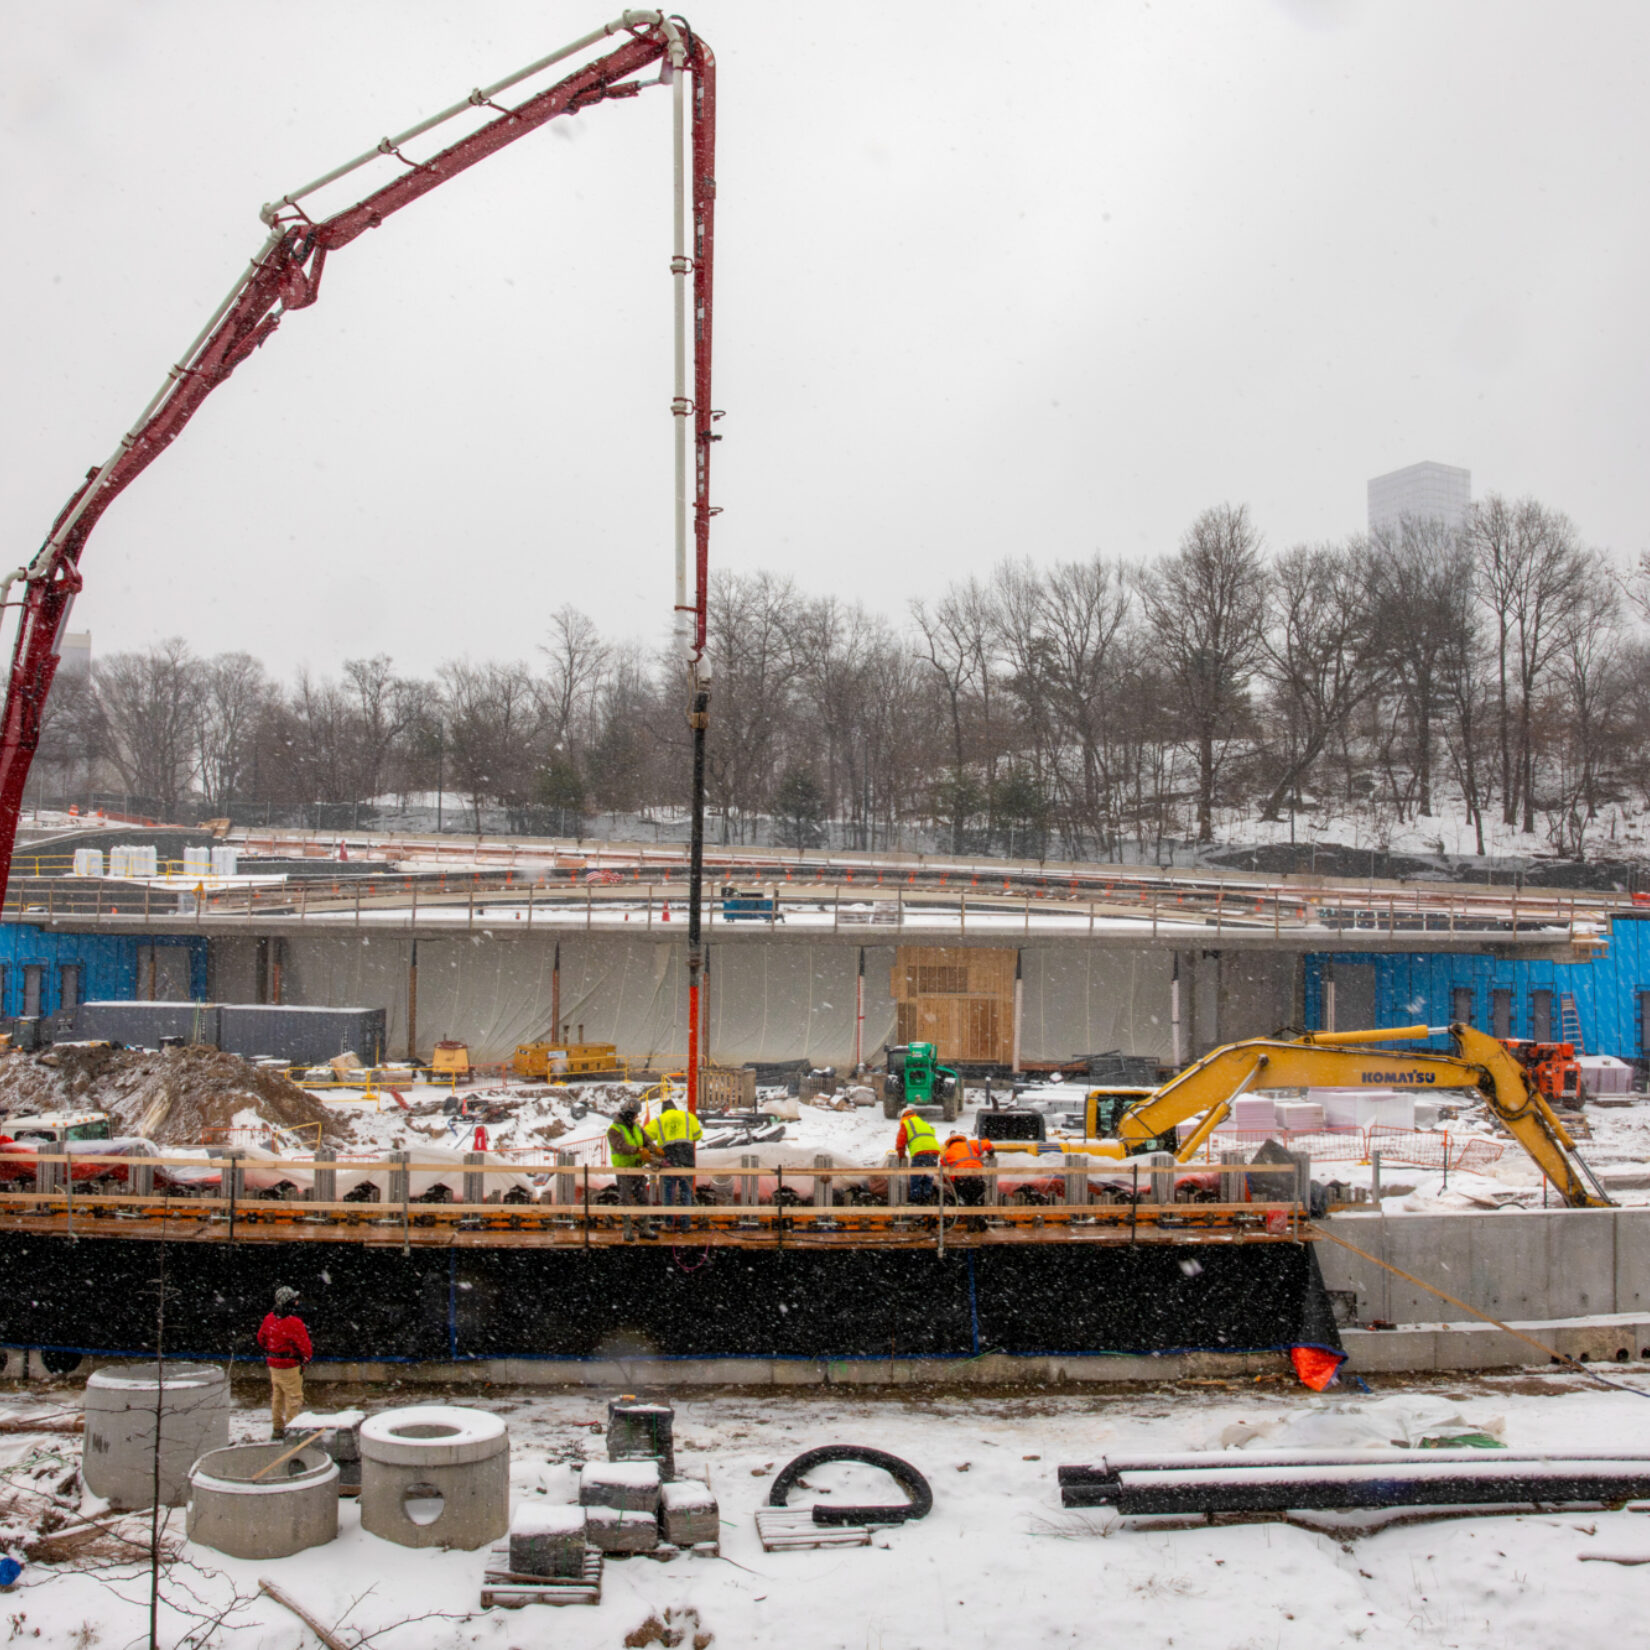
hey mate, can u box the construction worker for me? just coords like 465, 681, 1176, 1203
894, 1105, 941, 1205
257, 1286, 312, 1440
940, 1132, 996, 1207
608, 1099, 660, 1241
646, 1097, 704, 1231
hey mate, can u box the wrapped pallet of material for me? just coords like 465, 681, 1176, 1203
210, 846, 239, 876
72, 848, 104, 877
1230, 1096, 1278, 1131
1275, 1101, 1325, 1132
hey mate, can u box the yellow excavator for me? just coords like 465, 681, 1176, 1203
1073, 1023, 1610, 1209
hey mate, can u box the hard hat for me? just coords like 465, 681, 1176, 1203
274, 1286, 299, 1309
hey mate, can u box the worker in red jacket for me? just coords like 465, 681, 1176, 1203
257, 1286, 313, 1439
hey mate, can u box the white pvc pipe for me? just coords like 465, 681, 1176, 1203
668, 22, 690, 658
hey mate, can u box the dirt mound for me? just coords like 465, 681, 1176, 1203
0, 1044, 346, 1144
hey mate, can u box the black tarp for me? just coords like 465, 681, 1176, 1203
0, 1234, 1343, 1367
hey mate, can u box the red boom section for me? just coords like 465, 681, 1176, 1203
0, 21, 714, 897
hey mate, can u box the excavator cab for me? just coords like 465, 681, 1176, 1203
1085, 1087, 1171, 1152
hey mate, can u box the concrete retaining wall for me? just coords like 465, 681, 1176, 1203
1316, 1208, 1650, 1325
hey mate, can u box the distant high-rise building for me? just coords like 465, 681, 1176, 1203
1367, 462, 1471, 534
59, 632, 91, 677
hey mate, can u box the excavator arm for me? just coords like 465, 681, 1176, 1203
1113, 1022, 1611, 1208
0, 10, 715, 904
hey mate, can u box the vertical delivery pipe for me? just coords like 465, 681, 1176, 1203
1011, 949, 1024, 1073
1170, 954, 1182, 1067
855, 947, 866, 1072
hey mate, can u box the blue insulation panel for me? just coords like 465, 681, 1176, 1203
1305, 914, 1650, 1057
0, 926, 206, 1019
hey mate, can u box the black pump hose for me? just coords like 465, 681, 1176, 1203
767, 1444, 934, 1526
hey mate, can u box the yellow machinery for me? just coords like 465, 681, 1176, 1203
430, 1040, 471, 1082
1073, 1023, 1610, 1209
511, 1041, 622, 1080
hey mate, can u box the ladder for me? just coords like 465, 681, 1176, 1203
1560, 993, 1586, 1054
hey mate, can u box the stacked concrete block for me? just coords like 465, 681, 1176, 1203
290, 1407, 365, 1493
584, 1507, 660, 1554
660, 1480, 719, 1547
579, 1460, 661, 1551
509, 1503, 587, 1578
607, 1396, 676, 1479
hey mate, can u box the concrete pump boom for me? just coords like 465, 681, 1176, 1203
0, 10, 717, 934
1113, 1022, 1612, 1208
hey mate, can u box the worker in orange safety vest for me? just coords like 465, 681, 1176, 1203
940, 1133, 996, 1207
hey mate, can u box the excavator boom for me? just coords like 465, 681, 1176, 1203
1114, 1022, 1610, 1208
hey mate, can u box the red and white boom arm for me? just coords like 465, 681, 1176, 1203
0, 9, 715, 897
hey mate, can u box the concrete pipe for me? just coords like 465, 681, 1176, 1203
83, 1362, 230, 1511
359, 1405, 509, 1550
187, 1443, 339, 1559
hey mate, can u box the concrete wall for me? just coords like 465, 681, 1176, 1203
1316, 1208, 1650, 1323
1175, 950, 1299, 1057
203, 933, 1200, 1065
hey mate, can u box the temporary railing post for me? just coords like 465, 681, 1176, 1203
555, 1150, 575, 1222
1370, 1149, 1382, 1204
1063, 1153, 1089, 1210
739, 1153, 759, 1228
527, 883, 534, 931
1219, 1148, 1246, 1205
463, 1151, 485, 1207
586, 883, 592, 931
312, 1146, 336, 1205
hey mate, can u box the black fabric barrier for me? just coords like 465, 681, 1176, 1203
0, 1234, 1342, 1366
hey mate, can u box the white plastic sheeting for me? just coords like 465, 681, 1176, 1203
1020, 947, 1173, 1062
215, 934, 1178, 1066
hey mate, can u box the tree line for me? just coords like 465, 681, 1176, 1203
34, 493, 1650, 861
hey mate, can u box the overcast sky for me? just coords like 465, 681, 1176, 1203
3, 0, 1646, 677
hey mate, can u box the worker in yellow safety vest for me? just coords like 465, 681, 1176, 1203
645, 1098, 704, 1230
609, 1099, 661, 1241
895, 1106, 941, 1205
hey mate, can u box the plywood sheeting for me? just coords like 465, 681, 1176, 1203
892, 946, 1015, 1063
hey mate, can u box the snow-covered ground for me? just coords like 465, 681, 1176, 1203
1, 1372, 1648, 1648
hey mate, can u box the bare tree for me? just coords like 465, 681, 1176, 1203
1370, 518, 1472, 819
93, 639, 204, 814
1472, 495, 1595, 831
912, 578, 998, 851
1259, 537, 1384, 821
538, 605, 610, 762
1140, 504, 1267, 842
704, 572, 798, 842
194, 653, 271, 811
